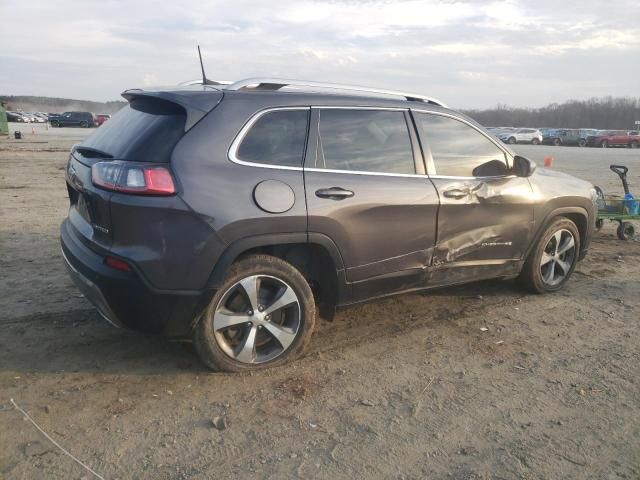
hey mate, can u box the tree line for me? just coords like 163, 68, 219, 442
2, 94, 640, 130
0, 95, 126, 115
462, 97, 640, 130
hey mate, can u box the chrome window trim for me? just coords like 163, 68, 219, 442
304, 167, 426, 179
228, 105, 516, 181
228, 106, 310, 171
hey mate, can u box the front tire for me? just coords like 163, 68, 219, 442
194, 255, 316, 372
578, 139, 587, 147
508, 137, 517, 145
553, 138, 561, 146
519, 218, 580, 293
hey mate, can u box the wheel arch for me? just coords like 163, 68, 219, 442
206, 233, 347, 321
525, 206, 591, 261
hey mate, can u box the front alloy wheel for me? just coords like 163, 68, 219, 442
519, 218, 580, 293
539, 229, 576, 287
194, 255, 316, 372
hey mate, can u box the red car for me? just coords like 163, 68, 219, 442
587, 130, 639, 148
96, 114, 111, 126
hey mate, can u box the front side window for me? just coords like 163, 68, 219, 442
317, 109, 415, 174
415, 113, 507, 177
236, 109, 309, 167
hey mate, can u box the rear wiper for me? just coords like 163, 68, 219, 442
74, 146, 113, 159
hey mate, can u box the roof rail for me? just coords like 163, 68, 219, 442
178, 79, 233, 87
224, 77, 447, 107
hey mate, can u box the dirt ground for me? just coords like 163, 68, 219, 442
1, 126, 639, 480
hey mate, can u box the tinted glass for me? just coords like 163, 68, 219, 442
82, 98, 185, 163
416, 113, 507, 177
318, 110, 414, 174
237, 109, 309, 167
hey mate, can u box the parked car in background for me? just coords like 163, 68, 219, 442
34, 112, 49, 122
499, 128, 543, 145
487, 127, 516, 138
6, 111, 27, 122
543, 129, 587, 147
96, 114, 111, 126
61, 78, 595, 371
50, 111, 98, 128
586, 130, 637, 148
28, 112, 46, 123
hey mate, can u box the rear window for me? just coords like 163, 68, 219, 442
81, 98, 186, 163
317, 109, 415, 174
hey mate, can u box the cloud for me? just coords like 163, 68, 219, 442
1, 0, 639, 108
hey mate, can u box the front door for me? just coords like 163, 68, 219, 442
412, 111, 535, 285
304, 108, 439, 301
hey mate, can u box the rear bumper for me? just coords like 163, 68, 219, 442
61, 219, 214, 338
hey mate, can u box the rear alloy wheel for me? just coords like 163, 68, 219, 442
194, 255, 316, 372
508, 137, 517, 144
578, 139, 587, 147
519, 218, 580, 293
532, 138, 540, 145
553, 138, 561, 146
601, 140, 608, 148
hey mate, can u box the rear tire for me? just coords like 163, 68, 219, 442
508, 137, 517, 144
80, 121, 88, 128
553, 138, 561, 146
519, 218, 580, 294
193, 255, 316, 372
578, 139, 587, 147
532, 138, 540, 145
617, 222, 635, 241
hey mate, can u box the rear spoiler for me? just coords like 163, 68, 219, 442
121, 87, 223, 131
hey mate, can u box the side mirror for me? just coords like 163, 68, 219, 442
513, 155, 536, 177
472, 159, 510, 177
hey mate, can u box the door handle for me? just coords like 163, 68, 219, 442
315, 187, 354, 200
442, 188, 469, 199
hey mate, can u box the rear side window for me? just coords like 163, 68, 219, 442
415, 113, 507, 177
317, 109, 415, 174
236, 109, 309, 167
81, 98, 186, 163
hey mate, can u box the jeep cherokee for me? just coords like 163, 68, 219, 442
61, 78, 596, 372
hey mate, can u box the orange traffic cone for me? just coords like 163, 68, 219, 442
544, 156, 553, 167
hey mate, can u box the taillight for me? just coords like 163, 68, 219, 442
104, 255, 132, 272
91, 161, 175, 195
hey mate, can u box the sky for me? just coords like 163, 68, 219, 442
1, 0, 639, 109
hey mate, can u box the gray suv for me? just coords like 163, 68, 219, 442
61, 78, 596, 371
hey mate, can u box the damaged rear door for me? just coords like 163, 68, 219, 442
413, 111, 535, 284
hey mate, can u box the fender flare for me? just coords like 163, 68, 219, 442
524, 206, 591, 260
206, 232, 345, 289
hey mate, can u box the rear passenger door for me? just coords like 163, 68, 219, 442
412, 111, 535, 284
304, 108, 439, 300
